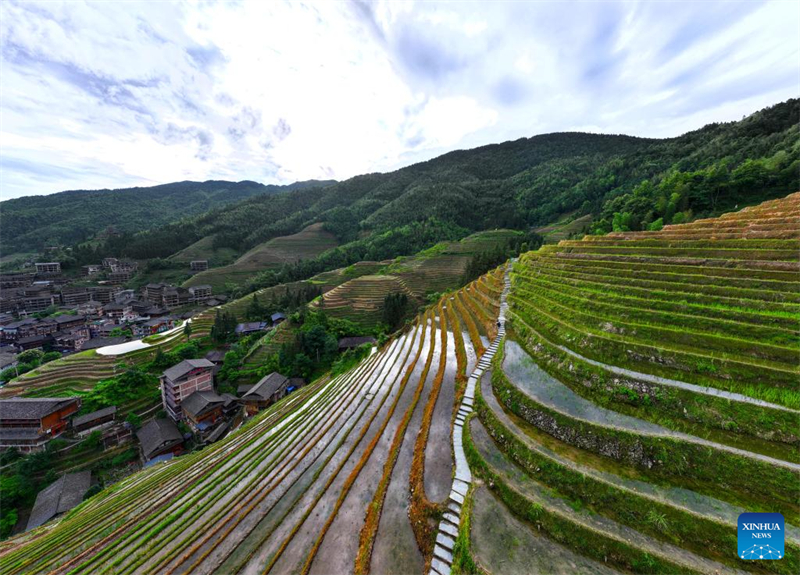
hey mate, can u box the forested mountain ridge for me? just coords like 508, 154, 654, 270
0, 179, 335, 254
101, 99, 798, 261
8, 99, 798, 295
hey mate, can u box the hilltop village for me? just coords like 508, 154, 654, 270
0, 256, 219, 365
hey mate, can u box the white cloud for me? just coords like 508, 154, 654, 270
0, 0, 797, 199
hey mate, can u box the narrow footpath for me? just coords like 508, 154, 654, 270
428, 260, 513, 575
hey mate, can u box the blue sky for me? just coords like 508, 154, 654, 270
0, 0, 798, 199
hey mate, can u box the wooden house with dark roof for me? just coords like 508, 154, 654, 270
26, 471, 92, 531
136, 418, 184, 462
241, 372, 288, 416
0, 397, 80, 452
182, 390, 226, 432
72, 406, 117, 435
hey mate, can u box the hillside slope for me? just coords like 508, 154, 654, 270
31, 99, 798, 282
0, 179, 333, 255
183, 223, 339, 290
3, 194, 798, 575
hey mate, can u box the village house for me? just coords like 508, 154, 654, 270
52, 314, 86, 331
181, 390, 227, 432
241, 372, 289, 416
270, 312, 287, 325
53, 328, 89, 352
23, 292, 58, 313
82, 264, 102, 276
188, 285, 212, 302
204, 349, 227, 365
75, 301, 104, 317
26, 471, 92, 531
0, 315, 87, 346
113, 259, 138, 273
0, 272, 35, 289
108, 270, 133, 284
0, 397, 81, 452
114, 289, 136, 302
143, 283, 167, 305
102, 301, 133, 321
35, 262, 61, 275
72, 406, 117, 436
190, 260, 209, 272
0, 318, 40, 342
234, 321, 268, 336
17, 333, 53, 351
61, 288, 92, 307
136, 418, 184, 463
338, 336, 378, 351
162, 286, 192, 309
102, 422, 133, 449
160, 359, 216, 421
132, 317, 174, 338
87, 286, 121, 304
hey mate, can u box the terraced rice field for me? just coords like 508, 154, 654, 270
5, 198, 796, 574
307, 230, 520, 327
463, 193, 799, 575
309, 275, 417, 326
184, 223, 339, 289
0, 263, 506, 575
534, 212, 593, 243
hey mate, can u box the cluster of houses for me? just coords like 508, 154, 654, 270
0, 352, 306, 461
145, 354, 305, 463
0, 258, 219, 317
0, 273, 223, 376
0, 329, 378, 534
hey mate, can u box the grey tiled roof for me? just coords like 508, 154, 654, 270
72, 406, 117, 428
136, 418, 182, 460
26, 471, 91, 531
0, 398, 79, 421
182, 390, 224, 418
243, 372, 288, 401
162, 359, 214, 382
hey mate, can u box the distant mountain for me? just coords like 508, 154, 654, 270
5, 98, 797, 295
108, 99, 797, 266
0, 179, 335, 254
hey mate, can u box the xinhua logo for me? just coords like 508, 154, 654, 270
738, 512, 784, 560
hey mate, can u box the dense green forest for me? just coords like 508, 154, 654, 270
5, 99, 797, 285
0, 179, 333, 254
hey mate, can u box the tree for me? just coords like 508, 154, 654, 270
183, 321, 192, 341
41, 351, 62, 364
246, 293, 265, 320
383, 292, 409, 331
212, 310, 237, 343
292, 353, 314, 380
125, 413, 142, 429
16, 349, 44, 367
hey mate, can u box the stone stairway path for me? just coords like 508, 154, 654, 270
428, 261, 513, 575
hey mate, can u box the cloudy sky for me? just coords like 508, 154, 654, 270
1, 0, 798, 200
